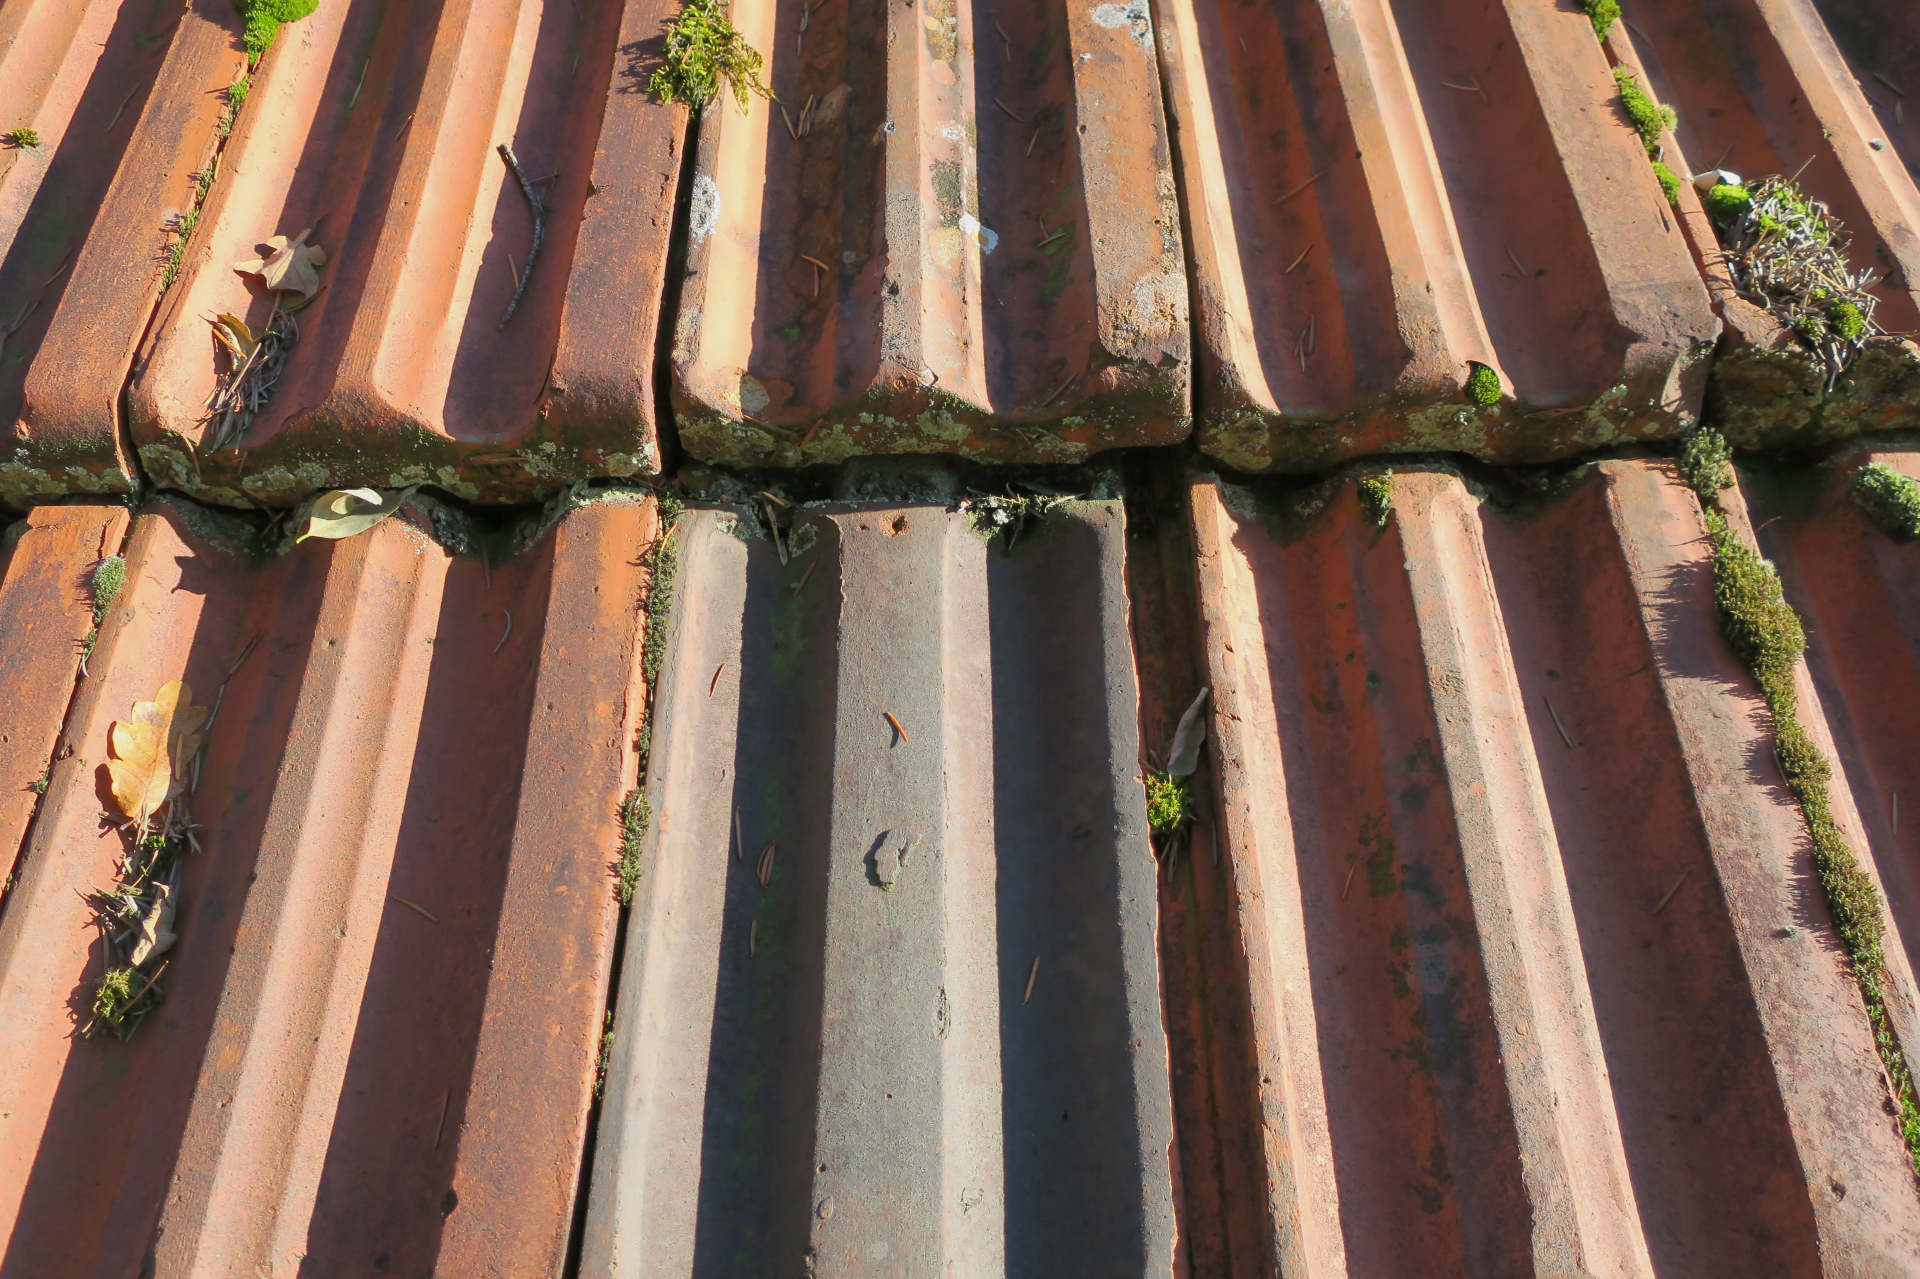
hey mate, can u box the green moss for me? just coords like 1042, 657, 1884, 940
1649, 160, 1681, 206
235, 0, 318, 63
1704, 509, 1804, 702
90, 967, 139, 1039
1851, 462, 1920, 540
1829, 299, 1865, 340
640, 494, 683, 699
1464, 361, 1502, 407
649, 0, 771, 112
3, 126, 40, 151
1613, 68, 1676, 155
1144, 769, 1191, 834
616, 787, 650, 904
90, 555, 125, 627
595, 1011, 615, 1099
1683, 454, 1918, 1178
1583, 0, 1621, 41
1677, 426, 1733, 496
1358, 473, 1393, 528
1704, 182, 1751, 224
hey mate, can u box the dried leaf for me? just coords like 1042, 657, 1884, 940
130, 879, 178, 967
233, 227, 325, 300
1166, 686, 1210, 777
213, 313, 256, 356
294, 487, 412, 543
106, 681, 209, 834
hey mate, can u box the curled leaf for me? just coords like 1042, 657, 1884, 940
1166, 686, 1210, 777
233, 227, 326, 301
106, 681, 209, 835
213, 313, 256, 356
130, 878, 178, 967
294, 487, 413, 543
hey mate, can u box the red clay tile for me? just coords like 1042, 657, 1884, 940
1614, 0, 1920, 446
0, 494, 653, 1276
581, 501, 1175, 1273
125, 0, 688, 507
668, 2, 1191, 467
1186, 461, 1920, 1270
0, 503, 128, 896
1155, 0, 1720, 472
2, 1, 237, 504
1744, 447, 1920, 1110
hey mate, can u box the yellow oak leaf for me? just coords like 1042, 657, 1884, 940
106, 680, 209, 835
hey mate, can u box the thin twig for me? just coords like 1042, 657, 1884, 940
710, 663, 725, 695
493, 608, 513, 654
1023, 956, 1039, 1004
391, 894, 439, 923
495, 143, 544, 330
792, 560, 817, 594
1652, 867, 1692, 915
992, 97, 1025, 123
1284, 242, 1313, 273
884, 711, 909, 744
1270, 169, 1325, 207
1545, 696, 1575, 749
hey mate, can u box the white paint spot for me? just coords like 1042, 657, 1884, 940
959, 212, 999, 254
1128, 271, 1187, 338
1091, 0, 1153, 48
940, 123, 965, 143
689, 174, 721, 241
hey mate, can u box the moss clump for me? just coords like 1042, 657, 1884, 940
1358, 473, 1393, 528
1677, 426, 1734, 496
649, 0, 772, 112
1464, 361, 1502, 407
1704, 510, 1805, 693
1613, 68, 1676, 155
1583, 0, 1621, 41
640, 494, 683, 698
1851, 462, 1920, 540
1144, 770, 1191, 834
1829, 299, 1865, 340
90, 967, 141, 1039
90, 555, 125, 627
1682, 452, 1918, 1178
1651, 160, 1682, 207
615, 788, 650, 904
1704, 182, 1751, 224
3, 126, 40, 151
235, 0, 317, 63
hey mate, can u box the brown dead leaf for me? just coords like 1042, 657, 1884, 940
233, 227, 326, 301
106, 680, 209, 835
294, 487, 414, 543
130, 879, 177, 967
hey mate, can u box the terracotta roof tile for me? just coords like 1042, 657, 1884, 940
582, 501, 1175, 1273
669, 3, 1191, 466
1156, 0, 1721, 471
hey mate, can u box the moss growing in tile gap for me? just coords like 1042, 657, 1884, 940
1852, 463, 1920, 540
615, 788, 649, 905
90, 555, 125, 627
619, 490, 684, 902
1144, 770, 1191, 835
1358, 472, 1394, 528
1612, 68, 1676, 157
1651, 161, 1682, 207
1677, 426, 1734, 496
235, 0, 318, 64
1681, 427, 1920, 1177
1464, 361, 1502, 407
1583, 0, 1621, 42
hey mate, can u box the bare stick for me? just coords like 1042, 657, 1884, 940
391, 894, 439, 923
496, 143, 544, 330
493, 608, 513, 654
